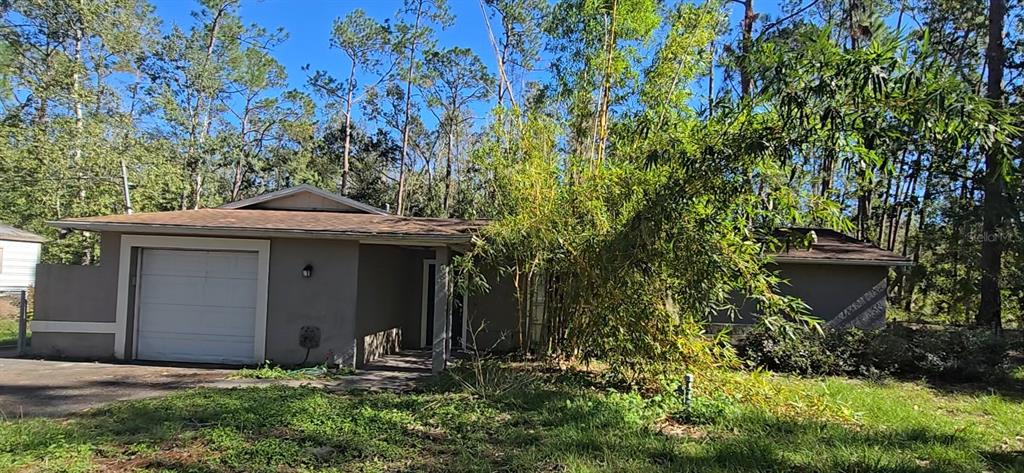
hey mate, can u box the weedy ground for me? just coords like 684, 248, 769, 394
1, 365, 1022, 472
229, 362, 355, 381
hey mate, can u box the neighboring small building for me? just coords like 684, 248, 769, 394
0, 223, 45, 292
715, 228, 913, 330
32, 185, 910, 371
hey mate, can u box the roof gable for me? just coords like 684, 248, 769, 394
220, 184, 387, 214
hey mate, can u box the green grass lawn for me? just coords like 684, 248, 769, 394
0, 319, 20, 347
1, 369, 1022, 472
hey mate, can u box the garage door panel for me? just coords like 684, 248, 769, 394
203, 252, 259, 278
137, 332, 254, 364
138, 303, 255, 335
137, 248, 260, 364
201, 278, 257, 306
141, 250, 213, 277
141, 250, 258, 278
140, 275, 256, 308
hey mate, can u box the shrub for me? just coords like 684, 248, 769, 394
736, 324, 837, 376
738, 322, 1017, 382
865, 324, 1012, 382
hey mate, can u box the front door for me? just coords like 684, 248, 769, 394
420, 259, 466, 351
421, 260, 436, 347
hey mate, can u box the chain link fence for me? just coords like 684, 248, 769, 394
0, 289, 29, 354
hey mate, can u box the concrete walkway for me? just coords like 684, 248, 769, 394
0, 351, 432, 418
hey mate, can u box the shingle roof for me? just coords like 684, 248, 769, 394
773, 228, 912, 266
51, 206, 909, 266
0, 223, 46, 243
52, 209, 482, 243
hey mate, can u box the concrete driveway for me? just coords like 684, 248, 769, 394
0, 357, 235, 418
0, 351, 433, 418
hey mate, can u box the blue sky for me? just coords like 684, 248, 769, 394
150, 1, 497, 94
148, 0, 789, 125
150, 0, 504, 126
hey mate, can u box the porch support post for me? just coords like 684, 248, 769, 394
432, 246, 450, 374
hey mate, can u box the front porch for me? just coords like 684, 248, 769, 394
355, 244, 463, 373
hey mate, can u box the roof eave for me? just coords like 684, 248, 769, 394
49, 220, 471, 246
774, 256, 913, 267
0, 235, 46, 243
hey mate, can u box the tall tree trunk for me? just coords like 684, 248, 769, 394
856, 163, 871, 240
191, 3, 228, 209
340, 60, 357, 195
595, 0, 617, 167
876, 172, 892, 242
73, 22, 83, 165
442, 108, 456, 216
230, 105, 251, 201
120, 158, 134, 214
900, 172, 918, 255
72, 11, 85, 205
819, 153, 835, 197
120, 70, 143, 215
887, 156, 910, 251
978, 0, 1006, 330
903, 164, 933, 311
480, 0, 517, 109
707, 41, 716, 117
396, 1, 424, 216
739, 0, 754, 98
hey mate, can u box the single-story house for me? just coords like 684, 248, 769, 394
0, 222, 45, 292
32, 185, 910, 372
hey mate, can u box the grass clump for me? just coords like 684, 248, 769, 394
230, 362, 354, 380
671, 394, 735, 425
0, 319, 20, 346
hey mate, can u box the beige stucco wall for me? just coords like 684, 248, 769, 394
264, 238, 360, 366
715, 263, 889, 329
31, 232, 121, 359
31, 332, 115, 359
467, 266, 518, 351
34, 232, 120, 323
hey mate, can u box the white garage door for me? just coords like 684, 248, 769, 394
136, 249, 259, 364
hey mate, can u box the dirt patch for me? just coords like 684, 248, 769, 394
0, 295, 19, 319
96, 443, 218, 472
654, 418, 708, 440
407, 423, 449, 441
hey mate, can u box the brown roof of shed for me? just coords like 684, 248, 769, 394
53, 209, 484, 243
773, 228, 912, 266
